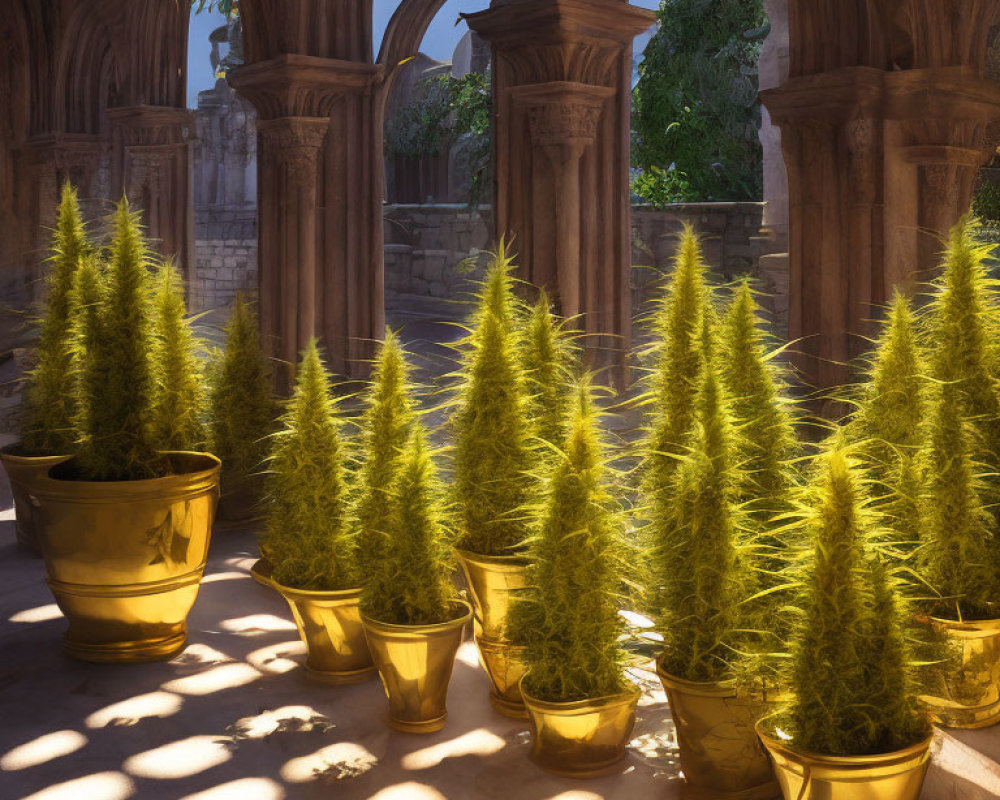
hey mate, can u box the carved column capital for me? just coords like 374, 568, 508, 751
511, 81, 613, 151
258, 117, 328, 182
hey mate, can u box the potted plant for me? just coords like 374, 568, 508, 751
1, 183, 88, 553
264, 339, 373, 684
757, 445, 932, 800
452, 243, 537, 718
651, 331, 780, 800
360, 421, 471, 733
523, 291, 574, 449
913, 379, 1000, 728
31, 198, 220, 663
511, 377, 639, 777
208, 292, 276, 526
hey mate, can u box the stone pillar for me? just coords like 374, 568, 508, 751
466, 0, 656, 384
109, 106, 195, 279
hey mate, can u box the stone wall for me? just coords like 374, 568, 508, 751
191, 207, 258, 312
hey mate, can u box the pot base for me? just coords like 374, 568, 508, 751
64, 628, 187, 663
388, 713, 448, 734
304, 663, 378, 686
528, 752, 629, 780
490, 691, 529, 719
680, 782, 781, 800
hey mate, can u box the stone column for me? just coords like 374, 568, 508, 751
466, 0, 656, 385
109, 106, 194, 279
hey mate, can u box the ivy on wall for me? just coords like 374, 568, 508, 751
632, 0, 767, 205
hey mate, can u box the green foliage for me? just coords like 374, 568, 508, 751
513, 378, 628, 702
653, 335, 745, 683
354, 329, 416, 578
208, 293, 276, 496
633, 0, 766, 202
264, 340, 355, 591
21, 183, 90, 455
783, 445, 928, 756
361, 425, 456, 626
74, 198, 159, 481
150, 261, 206, 451
631, 164, 693, 208
453, 243, 536, 555
916, 382, 1000, 620
523, 292, 575, 449
972, 175, 1000, 225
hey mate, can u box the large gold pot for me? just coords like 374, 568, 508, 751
757, 725, 932, 800
273, 581, 375, 684
362, 600, 472, 733
918, 615, 1000, 728
455, 549, 529, 717
33, 452, 220, 663
520, 678, 641, 778
658, 659, 780, 800
0, 447, 70, 554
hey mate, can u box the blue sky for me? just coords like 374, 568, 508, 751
188, 1, 660, 106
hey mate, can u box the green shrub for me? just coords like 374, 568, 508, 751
523, 292, 575, 449
264, 340, 355, 591
512, 378, 627, 702
782, 445, 928, 756
361, 424, 456, 626
208, 293, 276, 497
354, 329, 415, 578
74, 198, 159, 481
21, 183, 91, 455
453, 243, 536, 555
916, 382, 1000, 620
150, 261, 206, 451
653, 332, 746, 683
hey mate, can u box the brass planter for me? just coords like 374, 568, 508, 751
362, 600, 472, 733
455, 549, 529, 717
757, 725, 932, 800
273, 581, 375, 684
918, 615, 1000, 728
32, 452, 220, 663
520, 678, 641, 778
658, 660, 780, 800
0, 447, 70, 555
250, 557, 273, 588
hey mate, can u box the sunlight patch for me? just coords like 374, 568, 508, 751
280, 742, 378, 783
229, 706, 332, 741
180, 777, 285, 800
220, 614, 296, 635
9, 604, 62, 623
86, 692, 183, 729
123, 735, 231, 779
455, 641, 481, 668
21, 771, 133, 800
401, 729, 505, 770
201, 571, 247, 584
1, 729, 87, 770
161, 663, 262, 696
245, 641, 304, 676
368, 783, 447, 800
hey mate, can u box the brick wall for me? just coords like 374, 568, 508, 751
190, 206, 258, 312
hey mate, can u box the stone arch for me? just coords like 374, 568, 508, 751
53, 4, 116, 134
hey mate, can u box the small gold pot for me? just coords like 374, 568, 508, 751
362, 600, 472, 733
0, 447, 70, 555
455, 549, 529, 717
917, 615, 1000, 728
756, 725, 932, 800
273, 581, 375, 684
658, 659, 780, 800
33, 452, 220, 663
520, 678, 641, 778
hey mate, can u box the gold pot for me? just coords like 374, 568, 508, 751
33, 452, 220, 663
250, 557, 273, 588
918, 615, 1000, 729
455, 549, 529, 717
520, 678, 641, 778
273, 581, 375, 684
0, 447, 70, 555
756, 725, 932, 800
658, 659, 780, 800
362, 600, 472, 733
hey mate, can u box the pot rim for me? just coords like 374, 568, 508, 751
916, 614, 1000, 634
656, 655, 735, 697
755, 721, 933, 767
519, 674, 642, 712
273, 581, 363, 603
361, 598, 472, 634
0, 445, 71, 465
455, 548, 530, 569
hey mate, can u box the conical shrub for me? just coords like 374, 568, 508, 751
452, 242, 535, 555
354, 329, 415, 578
21, 182, 91, 455
150, 261, 205, 451
74, 198, 158, 481
264, 340, 355, 590
523, 291, 574, 449
361, 424, 456, 625
208, 293, 276, 500
512, 377, 628, 702
916, 382, 1000, 620
783, 445, 928, 756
